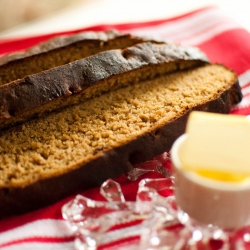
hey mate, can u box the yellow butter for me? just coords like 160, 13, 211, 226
179, 111, 250, 182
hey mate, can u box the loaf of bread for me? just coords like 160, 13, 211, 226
0, 34, 242, 218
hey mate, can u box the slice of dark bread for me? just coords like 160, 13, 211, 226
0, 55, 242, 218
0, 30, 148, 86
0, 42, 208, 130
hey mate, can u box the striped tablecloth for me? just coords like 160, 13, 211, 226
0, 6, 250, 250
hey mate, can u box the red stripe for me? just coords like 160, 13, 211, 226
0, 205, 63, 233
242, 92, 250, 99
161, 14, 238, 44
231, 106, 250, 115
0, 236, 74, 249
198, 28, 250, 75
241, 81, 250, 89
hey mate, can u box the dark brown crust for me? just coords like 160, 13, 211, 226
0, 42, 208, 130
0, 30, 147, 85
0, 30, 126, 65
0, 80, 241, 219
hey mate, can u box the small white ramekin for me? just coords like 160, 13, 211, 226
171, 134, 250, 229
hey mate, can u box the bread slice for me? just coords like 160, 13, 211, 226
0, 50, 242, 218
0, 42, 208, 130
0, 30, 149, 86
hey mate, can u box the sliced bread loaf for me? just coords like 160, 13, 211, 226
0, 42, 208, 130
0, 55, 242, 218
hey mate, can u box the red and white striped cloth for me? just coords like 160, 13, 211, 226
1, 6, 250, 250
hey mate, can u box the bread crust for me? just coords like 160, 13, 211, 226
0, 80, 241, 219
0, 30, 146, 80
0, 42, 208, 130
0, 30, 127, 66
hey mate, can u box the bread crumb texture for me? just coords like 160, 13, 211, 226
0, 64, 235, 188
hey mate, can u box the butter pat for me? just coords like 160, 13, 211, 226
179, 111, 250, 181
